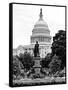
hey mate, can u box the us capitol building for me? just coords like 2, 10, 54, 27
13, 8, 52, 58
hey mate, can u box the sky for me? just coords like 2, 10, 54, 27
13, 4, 65, 48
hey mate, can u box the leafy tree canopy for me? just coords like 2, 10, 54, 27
51, 30, 66, 69
19, 52, 34, 71
13, 55, 23, 76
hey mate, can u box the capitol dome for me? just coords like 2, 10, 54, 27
31, 8, 51, 45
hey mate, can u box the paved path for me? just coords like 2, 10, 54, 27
13, 77, 65, 85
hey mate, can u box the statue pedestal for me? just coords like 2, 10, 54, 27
33, 57, 41, 74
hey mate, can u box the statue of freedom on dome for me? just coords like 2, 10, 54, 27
34, 41, 39, 57
39, 8, 43, 20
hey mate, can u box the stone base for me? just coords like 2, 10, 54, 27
33, 56, 41, 68
33, 56, 41, 75
34, 68, 41, 74
33, 56, 41, 60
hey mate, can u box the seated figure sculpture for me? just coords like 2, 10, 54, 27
34, 41, 39, 57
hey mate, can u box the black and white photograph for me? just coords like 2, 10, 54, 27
9, 3, 66, 87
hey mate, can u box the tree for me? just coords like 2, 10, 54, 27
13, 55, 23, 78
51, 30, 66, 69
40, 53, 52, 68
49, 54, 61, 74
19, 52, 34, 72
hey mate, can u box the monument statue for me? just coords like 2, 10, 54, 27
34, 41, 39, 57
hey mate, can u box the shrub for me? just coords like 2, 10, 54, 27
49, 54, 61, 75
40, 53, 52, 68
